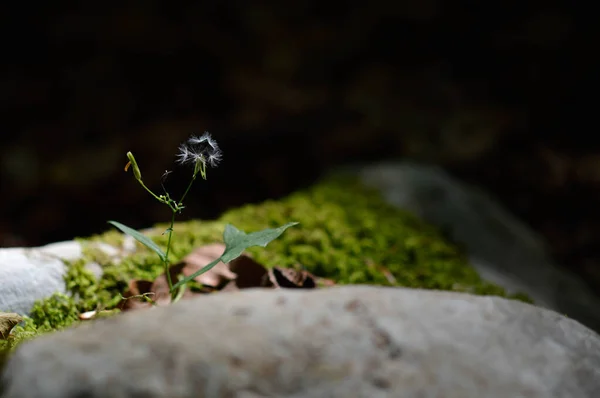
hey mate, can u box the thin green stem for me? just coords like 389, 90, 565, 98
178, 174, 197, 208
164, 210, 176, 299
136, 162, 206, 300
165, 168, 202, 298
138, 180, 165, 203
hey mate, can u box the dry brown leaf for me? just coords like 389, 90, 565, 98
227, 255, 272, 289
269, 266, 334, 289
0, 312, 23, 339
180, 243, 235, 288
176, 243, 335, 291
268, 265, 336, 289
269, 266, 314, 288
119, 263, 196, 311
176, 243, 273, 291
118, 243, 335, 314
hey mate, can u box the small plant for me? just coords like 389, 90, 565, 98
109, 132, 297, 302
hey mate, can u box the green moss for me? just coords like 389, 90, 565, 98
218, 177, 525, 299
0, 305, 68, 353
0, 176, 532, 356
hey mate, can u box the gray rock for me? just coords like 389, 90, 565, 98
2, 286, 599, 398
0, 242, 73, 315
0, 239, 132, 315
354, 161, 600, 331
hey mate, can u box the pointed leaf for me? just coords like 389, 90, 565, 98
221, 222, 299, 263
170, 222, 298, 292
171, 257, 223, 291
108, 220, 167, 262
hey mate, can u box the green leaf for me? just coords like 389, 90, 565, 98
107, 220, 167, 262
171, 257, 222, 292
221, 222, 299, 263
171, 222, 298, 292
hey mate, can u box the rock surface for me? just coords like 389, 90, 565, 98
2, 286, 599, 398
0, 242, 74, 315
0, 239, 131, 315
356, 161, 600, 331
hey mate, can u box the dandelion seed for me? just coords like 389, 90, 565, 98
176, 132, 222, 169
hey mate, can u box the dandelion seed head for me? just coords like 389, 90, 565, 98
188, 132, 217, 147
176, 131, 222, 169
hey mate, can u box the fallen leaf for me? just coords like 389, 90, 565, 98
0, 312, 23, 339
268, 265, 336, 289
119, 261, 209, 312
228, 255, 272, 289
118, 241, 335, 314
176, 243, 272, 291
180, 243, 235, 288
267, 266, 312, 288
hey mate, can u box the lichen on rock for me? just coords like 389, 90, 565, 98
0, 176, 532, 354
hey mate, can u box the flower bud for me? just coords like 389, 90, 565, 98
126, 151, 142, 181
194, 156, 208, 179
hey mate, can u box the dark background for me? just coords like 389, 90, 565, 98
1, 2, 598, 296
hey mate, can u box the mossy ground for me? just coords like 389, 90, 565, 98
0, 176, 532, 355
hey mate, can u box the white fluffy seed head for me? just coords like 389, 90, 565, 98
176, 132, 222, 169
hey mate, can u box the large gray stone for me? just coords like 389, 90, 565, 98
0, 240, 131, 315
355, 161, 600, 331
0, 242, 74, 315
2, 286, 599, 398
